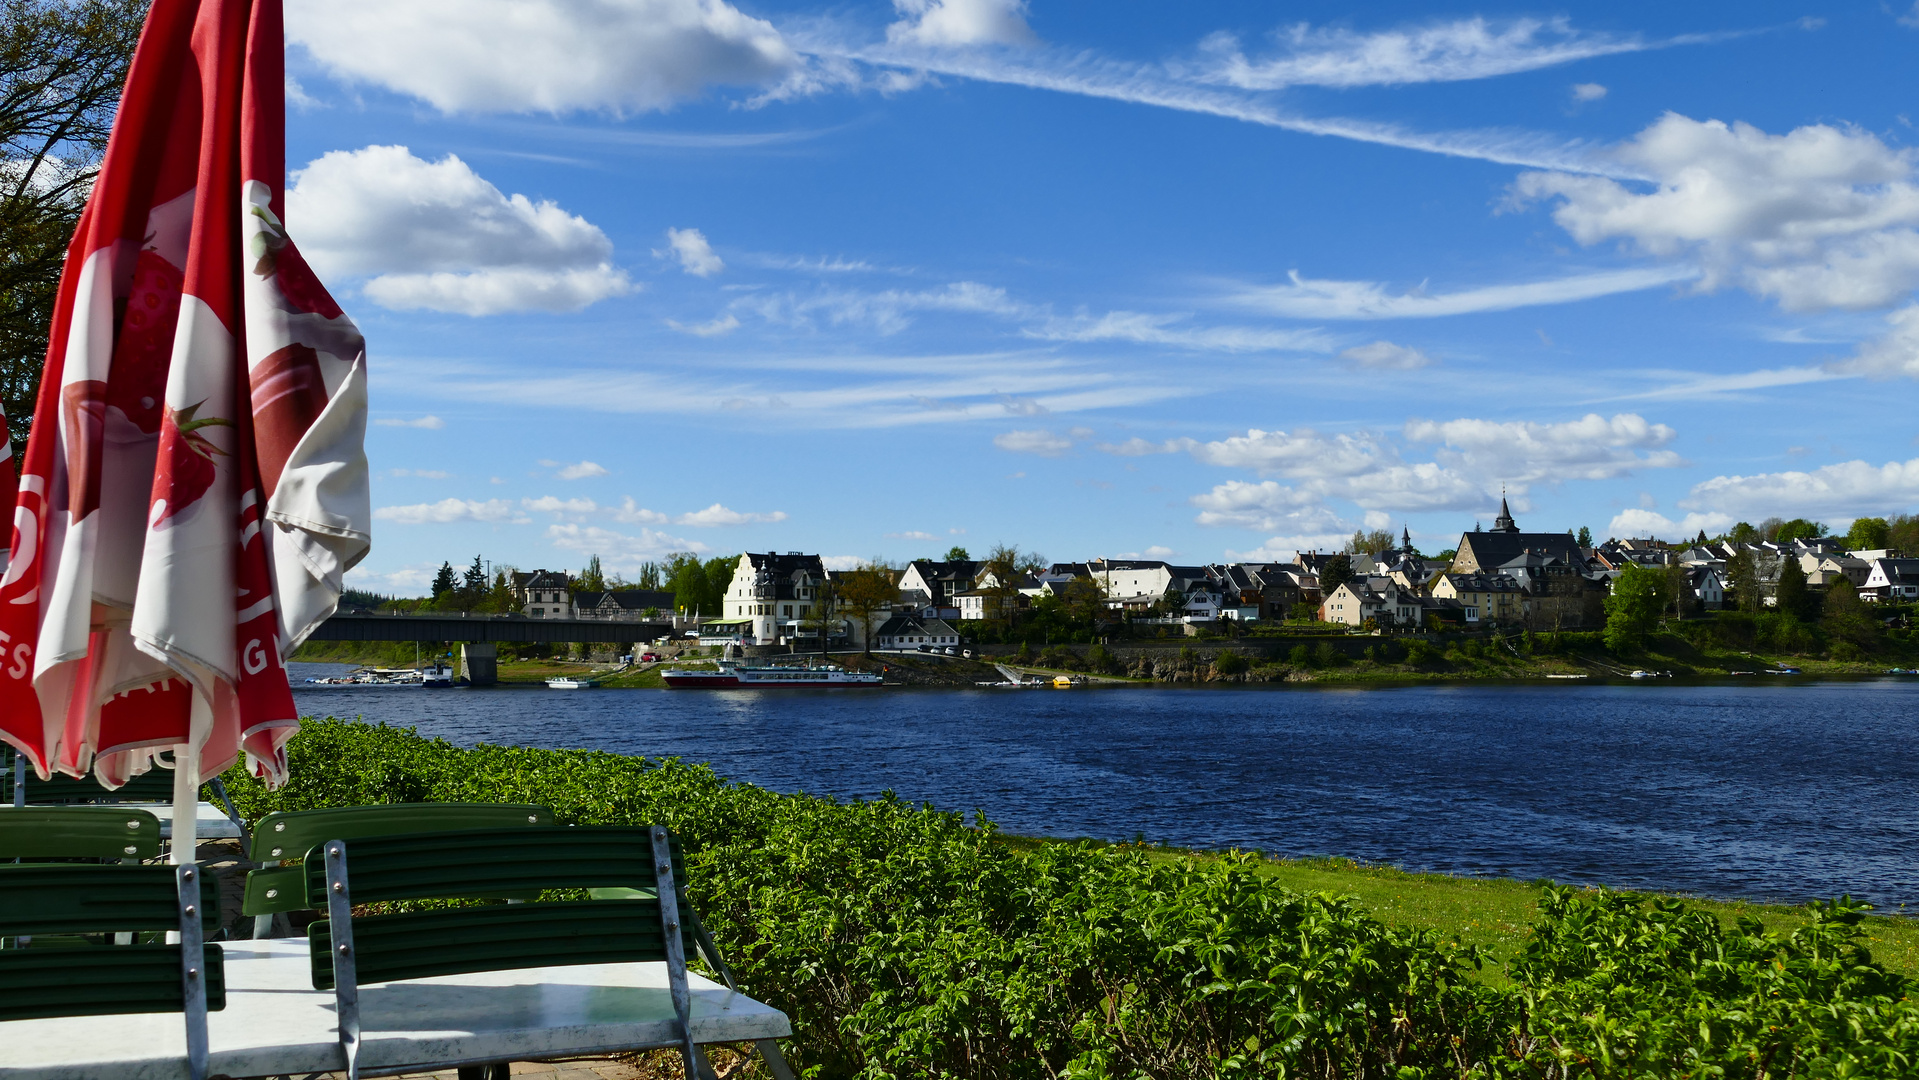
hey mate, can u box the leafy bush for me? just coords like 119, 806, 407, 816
222, 720, 1919, 1078
1405, 639, 1442, 666
1212, 651, 1248, 675
221, 720, 1497, 1077
1313, 642, 1343, 667
1289, 643, 1314, 667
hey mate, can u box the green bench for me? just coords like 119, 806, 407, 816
308, 824, 792, 1080
0, 861, 224, 1080
242, 802, 556, 938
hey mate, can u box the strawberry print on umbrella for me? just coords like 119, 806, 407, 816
0, 0, 370, 814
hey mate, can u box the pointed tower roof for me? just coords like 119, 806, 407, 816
1492, 494, 1520, 534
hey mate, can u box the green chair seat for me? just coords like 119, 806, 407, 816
0, 861, 224, 1079
0, 806, 163, 860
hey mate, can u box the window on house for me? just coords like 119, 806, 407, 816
783, 605, 792, 617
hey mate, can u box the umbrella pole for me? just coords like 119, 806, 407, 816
170, 740, 200, 865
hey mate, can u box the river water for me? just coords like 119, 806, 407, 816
290, 665, 1919, 910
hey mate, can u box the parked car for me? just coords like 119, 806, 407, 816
640, 652, 660, 663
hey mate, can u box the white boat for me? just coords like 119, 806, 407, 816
546, 676, 600, 689
662, 660, 882, 689
420, 664, 456, 688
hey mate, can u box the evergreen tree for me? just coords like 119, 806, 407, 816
1774, 558, 1815, 621
461, 555, 485, 597
430, 562, 457, 598
1320, 554, 1354, 594
1576, 526, 1593, 547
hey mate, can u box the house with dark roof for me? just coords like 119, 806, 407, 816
1447, 498, 1585, 575
722, 552, 833, 644
874, 614, 962, 651
574, 589, 676, 621
512, 570, 574, 619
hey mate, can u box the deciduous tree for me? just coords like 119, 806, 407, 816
1603, 565, 1669, 654
1845, 517, 1890, 552
0, 0, 147, 458
834, 561, 898, 655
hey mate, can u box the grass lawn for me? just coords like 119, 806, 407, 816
997, 838, 1919, 983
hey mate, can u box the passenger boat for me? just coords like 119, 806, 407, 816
420, 665, 456, 688
546, 676, 600, 689
662, 660, 883, 688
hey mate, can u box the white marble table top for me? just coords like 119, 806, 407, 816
1, 937, 790, 1079
112, 801, 244, 842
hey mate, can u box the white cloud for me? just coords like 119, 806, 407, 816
1593, 365, 1842, 402
1680, 457, 1919, 519
888, 0, 1035, 47
737, 280, 1027, 334
1571, 81, 1607, 102
886, 530, 938, 540
1110, 545, 1177, 559
1226, 266, 1693, 319
1186, 428, 1389, 478
1512, 113, 1919, 312
675, 503, 788, 526
286, 0, 797, 113
523, 496, 600, 518
373, 415, 446, 429
289, 145, 631, 315
1605, 509, 1735, 542
547, 523, 707, 565
1338, 340, 1433, 369
389, 468, 450, 479
661, 227, 724, 276
821, 555, 865, 572
345, 563, 440, 592
667, 314, 740, 337
612, 498, 669, 525
543, 460, 609, 480
1096, 436, 1182, 457
1191, 480, 1328, 530
1403, 413, 1682, 484
1026, 310, 1335, 352
373, 498, 524, 524
1198, 17, 1653, 91
1831, 304, 1919, 378
1226, 535, 1351, 562
1901, 2, 1919, 29
994, 428, 1074, 456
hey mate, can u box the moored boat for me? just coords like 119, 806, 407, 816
662, 660, 882, 688
546, 676, 600, 689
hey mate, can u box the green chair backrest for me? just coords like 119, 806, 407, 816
251, 802, 555, 862
0, 806, 164, 860
244, 802, 555, 917
1, 749, 183, 805
0, 864, 225, 1022
304, 826, 692, 990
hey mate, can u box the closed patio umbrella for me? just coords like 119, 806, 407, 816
0, 0, 367, 859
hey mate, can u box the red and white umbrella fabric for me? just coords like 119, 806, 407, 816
0, 0, 368, 855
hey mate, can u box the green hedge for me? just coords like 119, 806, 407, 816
222, 719, 1919, 1078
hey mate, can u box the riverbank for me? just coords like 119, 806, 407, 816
294, 628, 1919, 689
226, 717, 1919, 1075
991, 838, 1919, 984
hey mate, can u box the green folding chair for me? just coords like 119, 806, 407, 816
306, 825, 793, 1080
2, 745, 250, 850
0, 861, 224, 1080
242, 802, 555, 938
0, 805, 165, 861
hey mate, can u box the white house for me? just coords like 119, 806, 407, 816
513, 570, 571, 619
723, 552, 832, 644
874, 614, 962, 650
1861, 558, 1919, 603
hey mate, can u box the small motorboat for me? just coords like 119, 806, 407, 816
546, 676, 600, 689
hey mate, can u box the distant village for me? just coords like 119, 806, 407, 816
391, 501, 1919, 652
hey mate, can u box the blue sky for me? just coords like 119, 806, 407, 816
277, 0, 1919, 591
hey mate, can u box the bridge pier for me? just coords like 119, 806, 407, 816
460, 642, 498, 686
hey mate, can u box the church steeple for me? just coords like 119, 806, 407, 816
1492, 489, 1520, 534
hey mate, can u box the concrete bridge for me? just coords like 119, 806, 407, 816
306, 612, 674, 685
